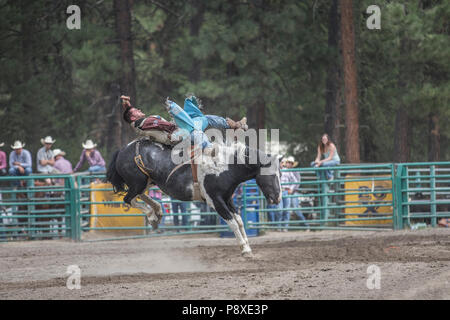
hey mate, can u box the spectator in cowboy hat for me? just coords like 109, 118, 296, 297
36, 136, 59, 174
53, 149, 73, 174
0, 142, 7, 176
53, 149, 73, 186
0, 142, 6, 210
284, 156, 309, 230
74, 139, 106, 173
9, 141, 32, 185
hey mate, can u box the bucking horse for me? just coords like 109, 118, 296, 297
106, 139, 282, 256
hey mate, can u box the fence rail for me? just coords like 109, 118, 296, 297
1, 161, 449, 242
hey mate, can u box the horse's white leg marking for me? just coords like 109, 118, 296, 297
234, 213, 250, 248
225, 218, 252, 254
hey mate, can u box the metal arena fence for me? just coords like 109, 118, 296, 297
0, 162, 449, 242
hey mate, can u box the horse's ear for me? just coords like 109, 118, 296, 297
278, 155, 284, 163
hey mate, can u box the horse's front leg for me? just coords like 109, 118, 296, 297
227, 198, 250, 250
212, 197, 252, 257
139, 194, 163, 229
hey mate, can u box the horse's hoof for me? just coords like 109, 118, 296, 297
242, 251, 254, 259
151, 220, 159, 230
146, 215, 159, 230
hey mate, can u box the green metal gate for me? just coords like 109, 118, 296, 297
0, 175, 77, 241
394, 162, 450, 229
1, 161, 449, 242
247, 163, 396, 232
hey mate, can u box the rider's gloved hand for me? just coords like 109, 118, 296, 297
164, 97, 173, 110
121, 95, 131, 108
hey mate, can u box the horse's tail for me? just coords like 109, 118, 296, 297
106, 150, 126, 193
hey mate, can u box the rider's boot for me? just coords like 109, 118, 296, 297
239, 117, 248, 130
226, 117, 248, 131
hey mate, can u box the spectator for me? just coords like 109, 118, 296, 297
53, 149, 73, 186
266, 158, 282, 227
0, 142, 6, 214
267, 202, 279, 226
171, 200, 188, 230
438, 218, 449, 228
9, 141, 32, 186
276, 159, 297, 232
53, 149, 73, 174
73, 140, 106, 173
0, 142, 7, 176
36, 136, 58, 174
310, 133, 340, 181
196, 201, 215, 226
285, 156, 309, 230
36, 136, 59, 185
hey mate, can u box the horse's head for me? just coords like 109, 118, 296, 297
255, 154, 282, 205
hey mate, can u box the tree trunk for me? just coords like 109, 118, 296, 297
324, 0, 342, 147
106, 84, 122, 160
428, 112, 440, 161
247, 101, 265, 130
394, 33, 410, 163
114, 0, 136, 147
257, 102, 266, 130
393, 106, 410, 162
189, 0, 205, 83
339, 0, 360, 163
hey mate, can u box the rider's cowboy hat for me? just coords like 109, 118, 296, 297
41, 136, 56, 145
285, 156, 299, 167
0, 142, 4, 147
82, 140, 97, 149
11, 141, 25, 149
53, 149, 66, 157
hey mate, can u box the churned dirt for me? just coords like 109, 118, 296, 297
0, 228, 449, 299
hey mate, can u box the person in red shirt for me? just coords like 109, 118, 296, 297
120, 95, 248, 146
121, 96, 179, 145
0, 142, 7, 176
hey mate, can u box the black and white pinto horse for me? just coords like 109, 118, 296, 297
106, 139, 282, 256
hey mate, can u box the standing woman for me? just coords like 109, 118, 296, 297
310, 134, 341, 180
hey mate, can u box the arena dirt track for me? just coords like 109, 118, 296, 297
0, 228, 449, 299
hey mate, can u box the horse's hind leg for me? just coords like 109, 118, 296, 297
139, 193, 162, 229
124, 189, 153, 219
129, 195, 155, 228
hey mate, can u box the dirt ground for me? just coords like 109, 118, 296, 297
0, 228, 449, 300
